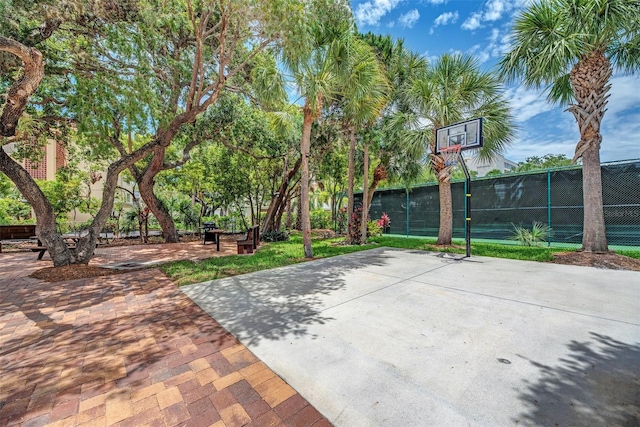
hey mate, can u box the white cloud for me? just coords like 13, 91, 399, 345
426, 0, 447, 4
504, 74, 640, 162
468, 44, 490, 63
484, 0, 508, 21
467, 27, 512, 64
399, 9, 420, 28
505, 85, 553, 122
599, 75, 640, 161
606, 75, 640, 116
355, 0, 402, 26
461, 12, 482, 30
462, 0, 528, 31
433, 11, 459, 27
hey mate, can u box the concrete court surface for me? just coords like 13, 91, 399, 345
182, 247, 640, 426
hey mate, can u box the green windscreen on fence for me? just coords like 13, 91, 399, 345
365, 159, 640, 247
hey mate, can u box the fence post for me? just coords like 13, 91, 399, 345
406, 189, 410, 237
547, 169, 552, 247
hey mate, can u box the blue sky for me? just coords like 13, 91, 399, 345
350, 0, 640, 163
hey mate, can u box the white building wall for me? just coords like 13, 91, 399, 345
464, 153, 517, 177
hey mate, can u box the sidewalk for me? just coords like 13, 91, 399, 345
0, 245, 330, 427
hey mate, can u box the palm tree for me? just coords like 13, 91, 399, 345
405, 53, 515, 245
360, 35, 427, 216
499, 0, 640, 253
281, 0, 353, 257
337, 37, 390, 244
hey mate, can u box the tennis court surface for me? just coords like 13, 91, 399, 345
183, 247, 640, 426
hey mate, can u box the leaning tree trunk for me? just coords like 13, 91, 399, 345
262, 156, 302, 233
568, 50, 610, 253
300, 103, 314, 258
0, 37, 45, 137
365, 163, 388, 213
135, 147, 180, 243
0, 37, 86, 265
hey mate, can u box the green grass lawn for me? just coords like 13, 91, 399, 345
162, 233, 639, 286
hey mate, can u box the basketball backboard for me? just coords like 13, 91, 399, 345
435, 117, 483, 154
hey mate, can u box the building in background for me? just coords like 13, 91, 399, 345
464, 153, 517, 177
5, 140, 135, 227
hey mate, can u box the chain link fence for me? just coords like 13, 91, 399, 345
366, 159, 640, 248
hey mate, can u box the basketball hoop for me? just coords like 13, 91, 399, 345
440, 144, 462, 168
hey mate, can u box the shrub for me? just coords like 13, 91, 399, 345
368, 220, 382, 237
310, 209, 331, 229
261, 230, 289, 242
510, 222, 551, 246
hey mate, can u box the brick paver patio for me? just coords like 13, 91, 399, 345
0, 244, 330, 427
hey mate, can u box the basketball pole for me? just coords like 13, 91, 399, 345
457, 152, 472, 258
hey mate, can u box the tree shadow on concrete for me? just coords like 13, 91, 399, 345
182, 247, 408, 346
515, 332, 640, 426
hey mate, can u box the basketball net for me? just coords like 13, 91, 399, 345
440, 144, 462, 169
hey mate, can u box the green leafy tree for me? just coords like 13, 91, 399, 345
499, 0, 640, 253
404, 53, 515, 245
516, 154, 575, 172
37, 172, 83, 225
0, 0, 307, 265
485, 169, 504, 176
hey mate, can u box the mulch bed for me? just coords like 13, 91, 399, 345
29, 265, 134, 282
551, 251, 640, 271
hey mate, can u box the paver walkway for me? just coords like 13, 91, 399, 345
0, 246, 330, 427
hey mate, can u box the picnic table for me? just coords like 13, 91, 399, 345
201, 223, 223, 251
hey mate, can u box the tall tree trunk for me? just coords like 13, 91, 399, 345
295, 189, 302, 230
347, 124, 357, 244
436, 180, 453, 245
581, 145, 607, 252
360, 143, 369, 244
300, 105, 313, 258
568, 51, 610, 253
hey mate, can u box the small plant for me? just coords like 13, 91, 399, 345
510, 222, 551, 246
377, 212, 390, 228
377, 212, 391, 232
367, 220, 382, 237
337, 207, 347, 234
261, 230, 289, 242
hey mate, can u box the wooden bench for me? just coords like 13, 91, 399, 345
0, 224, 37, 252
237, 225, 260, 254
29, 244, 77, 260
27, 240, 105, 260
